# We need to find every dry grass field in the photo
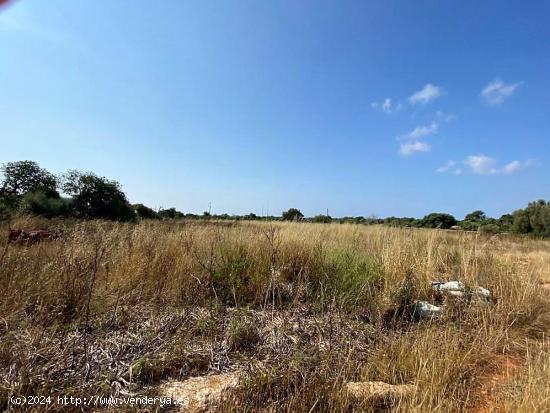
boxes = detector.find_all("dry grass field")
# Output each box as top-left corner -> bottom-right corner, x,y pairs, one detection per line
1,218 -> 549,412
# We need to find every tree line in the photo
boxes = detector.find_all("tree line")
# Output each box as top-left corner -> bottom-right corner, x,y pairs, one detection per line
1,160 -> 549,237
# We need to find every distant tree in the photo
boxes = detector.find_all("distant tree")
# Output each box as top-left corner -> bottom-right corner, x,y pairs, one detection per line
464,210 -> 486,222
510,200 -> 550,237
313,214 -> 332,223
282,208 -> 304,221
243,213 -> 258,220
528,200 -> 550,237
158,207 -> 184,219
419,213 -> 457,229
383,216 -> 417,227
0,160 -> 58,198
62,171 -> 134,221
133,203 -> 158,219
512,209 -> 532,234
498,214 -> 514,232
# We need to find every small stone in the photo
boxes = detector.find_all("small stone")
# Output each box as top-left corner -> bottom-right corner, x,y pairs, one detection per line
346,381 -> 416,405
159,372 -> 240,412
413,300 -> 443,319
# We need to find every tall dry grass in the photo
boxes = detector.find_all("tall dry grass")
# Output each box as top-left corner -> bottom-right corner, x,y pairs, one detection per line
0,218 -> 549,412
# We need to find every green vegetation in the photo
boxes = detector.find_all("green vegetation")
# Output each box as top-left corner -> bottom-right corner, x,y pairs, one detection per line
282,208 -> 304,221
1,160 -> 550,237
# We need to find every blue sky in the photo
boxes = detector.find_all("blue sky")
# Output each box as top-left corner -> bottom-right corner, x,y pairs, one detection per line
1,0 -> 548,218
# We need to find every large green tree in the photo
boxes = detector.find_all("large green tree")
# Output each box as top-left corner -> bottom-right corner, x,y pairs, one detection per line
511,200 -> 550,237
0,160 -> 60,215
0,160 -> 58,198
62,171 -> 134,221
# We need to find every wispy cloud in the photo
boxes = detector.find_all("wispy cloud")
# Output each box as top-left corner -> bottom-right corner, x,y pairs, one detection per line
382,98 -> 392,114
464,155 -> 501,174
438,155 -> 534,175
407,122 -> 438,140
371,98 -> 403,114
398,122 -> 438,156
409,84 -> 442,105
399,141 -> 431,156
436,160 -> 456,173
481,79 -> 523,105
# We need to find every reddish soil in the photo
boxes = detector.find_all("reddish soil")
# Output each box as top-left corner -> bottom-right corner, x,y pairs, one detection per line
471,354 -> 523,413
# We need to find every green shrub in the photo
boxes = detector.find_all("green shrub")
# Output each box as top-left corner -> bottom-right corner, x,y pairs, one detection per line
212,244 -> 263,306
479,223 -> 500,234
19,191 -> 70,218
324,250 -> 383,310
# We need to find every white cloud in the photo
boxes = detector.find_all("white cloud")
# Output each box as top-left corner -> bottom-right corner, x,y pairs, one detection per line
398,122 -> 438,156
409,84 -> 442,105
407,122 -> 438,139
438,155 -> 533,175
372,98 -> 404,114
464,155 -> 500,174
481,79 -> 522,105
399,141 -> 431,156
436,160 -> 456,173
382,98 -> 392,114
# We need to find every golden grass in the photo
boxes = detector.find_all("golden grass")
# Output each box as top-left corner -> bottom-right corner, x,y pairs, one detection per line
0,218 -> 549,412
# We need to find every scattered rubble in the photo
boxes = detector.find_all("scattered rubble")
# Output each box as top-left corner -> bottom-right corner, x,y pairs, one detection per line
432,280 -> 493,303
408,281 -> 494,320
413,300 -> 443,319
345,380 -> 417,405
7,228 -> 61,245
159,372 -> 240,413
432,280 -> 467,297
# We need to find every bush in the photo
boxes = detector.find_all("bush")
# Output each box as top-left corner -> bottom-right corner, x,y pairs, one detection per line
324,250 -> 383,310
19,191 -> 70,218
459,220 -> 479,231
212,244 -> 257,306
133,204 -> 158,219
313,214 -> 332,223
158,208 -> 184,219
479,223 -> 500,234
